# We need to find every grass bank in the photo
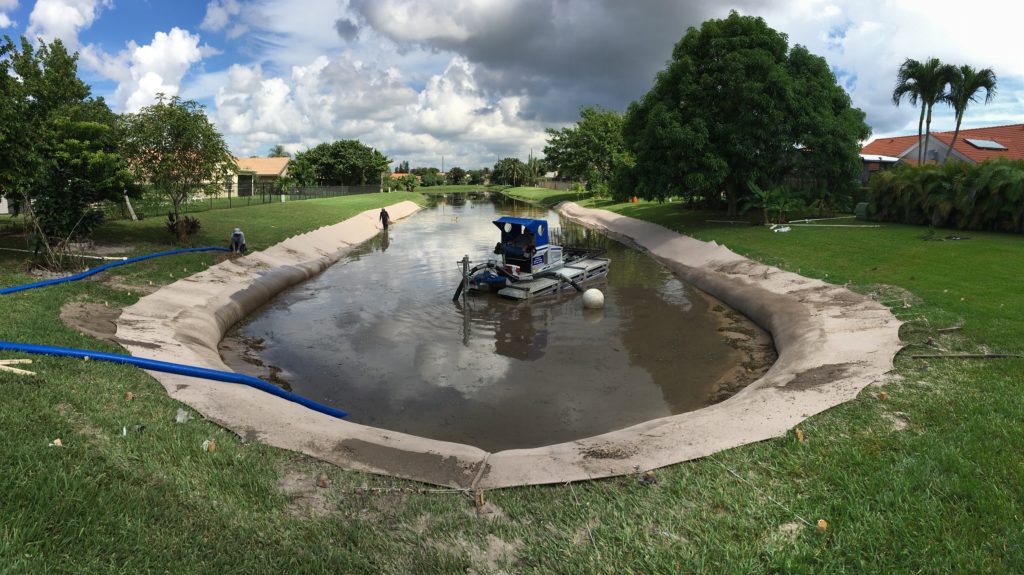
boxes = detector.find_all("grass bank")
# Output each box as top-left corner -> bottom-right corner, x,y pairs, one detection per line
1,189 -> 1021,573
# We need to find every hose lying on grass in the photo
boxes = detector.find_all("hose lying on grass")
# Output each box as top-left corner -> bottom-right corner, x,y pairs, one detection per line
0,341 -> 349,419
0,246 -> 231,295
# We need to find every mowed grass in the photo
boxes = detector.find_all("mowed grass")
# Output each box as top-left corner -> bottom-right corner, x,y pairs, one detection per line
0,189 -> 1022,573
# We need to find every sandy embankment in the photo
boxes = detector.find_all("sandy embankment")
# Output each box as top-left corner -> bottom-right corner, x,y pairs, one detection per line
114,201 -> 902,489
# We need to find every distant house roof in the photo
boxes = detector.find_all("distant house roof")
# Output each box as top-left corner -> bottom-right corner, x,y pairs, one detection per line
861,124 -> 1024,164
234,156 -> 290,177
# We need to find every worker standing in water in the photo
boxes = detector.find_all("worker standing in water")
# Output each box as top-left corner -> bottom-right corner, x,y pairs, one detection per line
379,207 -> 390,230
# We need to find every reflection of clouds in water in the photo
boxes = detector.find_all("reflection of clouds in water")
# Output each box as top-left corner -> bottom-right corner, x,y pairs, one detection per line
657,277 -> 693,311
240,197 -> 740,449
413,337 -> 511,397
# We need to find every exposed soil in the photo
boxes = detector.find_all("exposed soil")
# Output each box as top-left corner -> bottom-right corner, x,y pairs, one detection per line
217,334 -> 293,391
60,301 -> 121,341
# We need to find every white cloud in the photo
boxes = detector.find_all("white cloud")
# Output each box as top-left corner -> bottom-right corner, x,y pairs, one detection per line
81,27 -> 206,112
201,0 -> 248,36
26,0 -> 110,47
756,0 -> 1024,137
208,49 -> 547,168
80,0 -> 1015,168
0,0 -> 15,28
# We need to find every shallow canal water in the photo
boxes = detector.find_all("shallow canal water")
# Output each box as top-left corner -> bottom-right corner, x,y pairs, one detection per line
223,195 -> 772,451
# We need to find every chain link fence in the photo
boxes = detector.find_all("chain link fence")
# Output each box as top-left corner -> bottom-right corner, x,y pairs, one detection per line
107,182 -> 382,221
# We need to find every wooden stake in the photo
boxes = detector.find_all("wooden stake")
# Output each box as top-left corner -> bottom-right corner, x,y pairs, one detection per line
0,359 -> 35,376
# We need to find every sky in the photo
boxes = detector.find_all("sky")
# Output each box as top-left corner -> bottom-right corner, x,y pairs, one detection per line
2,0 -> 1022,170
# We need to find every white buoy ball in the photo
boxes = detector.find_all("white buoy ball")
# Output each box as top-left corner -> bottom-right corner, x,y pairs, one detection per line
582,288 -> 605,309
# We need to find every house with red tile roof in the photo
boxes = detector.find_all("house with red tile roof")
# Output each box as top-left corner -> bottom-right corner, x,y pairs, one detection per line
859,123 -> 1024,184
861,123 -> 1024,168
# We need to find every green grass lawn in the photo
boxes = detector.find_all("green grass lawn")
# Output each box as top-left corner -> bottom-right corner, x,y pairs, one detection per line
1,190 -> 1022,573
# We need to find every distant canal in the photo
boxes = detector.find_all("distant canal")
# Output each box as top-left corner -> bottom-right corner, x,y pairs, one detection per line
222,194 -> 772,451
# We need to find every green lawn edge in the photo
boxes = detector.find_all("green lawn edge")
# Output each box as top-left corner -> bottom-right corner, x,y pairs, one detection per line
0,190 -> 1021,573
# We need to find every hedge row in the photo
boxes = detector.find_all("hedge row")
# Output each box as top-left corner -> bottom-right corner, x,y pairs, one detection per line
868,158 -> 1024,232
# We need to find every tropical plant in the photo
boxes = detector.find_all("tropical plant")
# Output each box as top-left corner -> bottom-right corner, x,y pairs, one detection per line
943,65 -> 997,162
492,158 -> 528,186
397,174 -> 418,192
868,159 -> 1024,233
268,144 -> 290,158
892,57 -> 958,164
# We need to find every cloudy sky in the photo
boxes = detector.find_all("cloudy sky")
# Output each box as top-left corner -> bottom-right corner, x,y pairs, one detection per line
3,0 -> 1022,169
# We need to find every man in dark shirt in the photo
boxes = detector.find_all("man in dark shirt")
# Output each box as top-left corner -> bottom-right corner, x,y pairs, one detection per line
379,208 -> 390,230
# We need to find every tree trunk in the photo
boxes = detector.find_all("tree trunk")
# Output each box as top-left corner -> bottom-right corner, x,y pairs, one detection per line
944,112 -> 964,164
916,106 -> 926,164
923,104 -> 934,164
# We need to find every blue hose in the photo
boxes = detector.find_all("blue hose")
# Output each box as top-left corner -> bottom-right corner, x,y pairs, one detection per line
0,246 -> 231,295
0,341 -> 348,419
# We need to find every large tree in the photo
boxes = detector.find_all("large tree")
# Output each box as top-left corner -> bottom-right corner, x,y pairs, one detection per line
943,65 -> 997,162
893,57 -> 958,164
622,12 -> 868,214
289,140 -> 390,186
120,95 -> 234,242
492,158 -> 527,186
0,37 -> 133,260
544,106 -> 629,190
446,166 -> 467,185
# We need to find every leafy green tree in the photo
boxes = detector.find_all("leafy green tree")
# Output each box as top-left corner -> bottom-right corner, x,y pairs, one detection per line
120,95 -> 235,242
893,57 -> 958,164
268,144 -> 290,158
0,36 -> 134,260
622,12 -> 868,214
397,174 -> 418,192
446,166 -> 467,185
395,160 -> 410,173
411,167 -> 443,186
544,107 -> 629,190
289,140 -> 390,186
467,169 -> 488,185
788,45 -> 871,204
943,65 -> 997,162
492,158 -> 527,186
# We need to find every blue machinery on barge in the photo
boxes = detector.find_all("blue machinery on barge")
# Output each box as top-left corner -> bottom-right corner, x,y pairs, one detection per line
453,217 -> 610,301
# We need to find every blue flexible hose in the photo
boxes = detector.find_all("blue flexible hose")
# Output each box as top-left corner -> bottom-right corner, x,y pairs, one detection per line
0,246 -> 231,295
0,341 -> 348,419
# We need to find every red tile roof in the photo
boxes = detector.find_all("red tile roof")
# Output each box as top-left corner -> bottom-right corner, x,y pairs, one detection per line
861,124 -> 1024,163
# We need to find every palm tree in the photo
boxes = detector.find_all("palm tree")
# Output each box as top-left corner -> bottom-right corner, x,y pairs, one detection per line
943,65 -> 997,162
892,58 -> 958,164
268,144 -> 290,158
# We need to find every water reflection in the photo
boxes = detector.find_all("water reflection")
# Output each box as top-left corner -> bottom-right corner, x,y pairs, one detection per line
229,194 -> 750,451
455,295 -> 553,361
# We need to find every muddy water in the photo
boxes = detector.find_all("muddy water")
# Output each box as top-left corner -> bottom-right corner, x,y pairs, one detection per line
222,195 -> 773,451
